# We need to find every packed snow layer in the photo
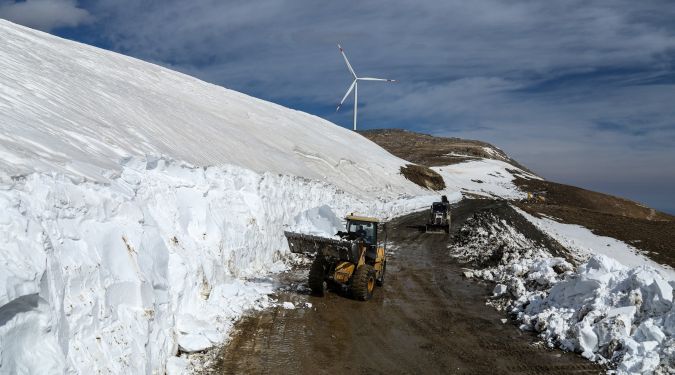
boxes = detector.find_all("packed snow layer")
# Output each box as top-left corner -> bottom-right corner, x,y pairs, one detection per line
0,157 -> 438,374
452,210 -> 675,374
432,159 -> 538,200
0,20 -> 422,198
515,207 -> 675,282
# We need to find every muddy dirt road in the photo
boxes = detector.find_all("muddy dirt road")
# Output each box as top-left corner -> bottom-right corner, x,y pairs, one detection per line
210,200 -> 601,374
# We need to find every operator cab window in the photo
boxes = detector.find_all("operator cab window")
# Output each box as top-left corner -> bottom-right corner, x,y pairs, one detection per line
348,221 -> 375,244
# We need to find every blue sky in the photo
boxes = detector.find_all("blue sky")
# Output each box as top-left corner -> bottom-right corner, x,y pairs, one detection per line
1,0 -> 674,214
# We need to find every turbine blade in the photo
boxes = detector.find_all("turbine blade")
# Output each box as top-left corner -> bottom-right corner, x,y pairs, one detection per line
336,80 -> 356,112
337,43 -> 357,78
358,77 -> 396,82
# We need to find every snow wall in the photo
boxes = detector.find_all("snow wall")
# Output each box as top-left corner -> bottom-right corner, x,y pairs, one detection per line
0,157 -> 442,374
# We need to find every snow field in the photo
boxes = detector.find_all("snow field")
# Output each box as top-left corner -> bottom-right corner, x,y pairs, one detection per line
432,159 -> 540,200
0,19 -> 421,199
514,207 -> 675,281
452,211 -> 674,374
0,157 -> 439,374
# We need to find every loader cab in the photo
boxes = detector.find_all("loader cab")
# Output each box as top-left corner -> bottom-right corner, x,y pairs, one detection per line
431,202 -> 447,213
345,215 -> 379,245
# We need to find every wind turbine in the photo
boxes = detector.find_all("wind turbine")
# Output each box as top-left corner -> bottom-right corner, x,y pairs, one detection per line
336,43 -> 396,131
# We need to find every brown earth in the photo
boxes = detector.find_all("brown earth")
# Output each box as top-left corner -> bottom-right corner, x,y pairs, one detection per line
514,178 -> 675,268
362,129 -> 675,269
400,164 -> 445,190
513,177 -> 673,221
208,201 -> 602,375
360,128 -> 532,173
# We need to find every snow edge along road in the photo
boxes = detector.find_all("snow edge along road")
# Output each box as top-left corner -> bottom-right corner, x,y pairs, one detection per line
0,156 -> 454,374
452,203 -> 674,374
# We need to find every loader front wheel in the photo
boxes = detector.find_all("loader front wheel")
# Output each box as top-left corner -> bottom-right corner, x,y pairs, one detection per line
308,256 -> 327,296
376,260 -> 386,286
352,265 -> 376,301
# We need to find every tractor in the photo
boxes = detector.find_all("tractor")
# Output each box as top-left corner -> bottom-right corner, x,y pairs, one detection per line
284,214 -> 386,301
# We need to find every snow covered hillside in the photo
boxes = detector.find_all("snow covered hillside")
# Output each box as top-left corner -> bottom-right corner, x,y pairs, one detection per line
0,20 -> 444,374
433,158 -> 540,200
515,207 -> 675,281
0,20 -> 419,198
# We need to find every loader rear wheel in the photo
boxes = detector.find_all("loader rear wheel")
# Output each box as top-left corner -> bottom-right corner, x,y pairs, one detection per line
308,256 -> 327,296
352,265 -> 376,301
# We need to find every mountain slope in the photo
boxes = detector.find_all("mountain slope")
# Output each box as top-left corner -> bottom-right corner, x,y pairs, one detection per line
361,129 -> 675,269
0,20 -> 421,198
360,128 -> 533,172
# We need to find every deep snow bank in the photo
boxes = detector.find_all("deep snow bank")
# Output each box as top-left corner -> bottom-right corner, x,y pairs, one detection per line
0,157 -> 438,374
452,209 -> 674,374
521,256 -> 674,374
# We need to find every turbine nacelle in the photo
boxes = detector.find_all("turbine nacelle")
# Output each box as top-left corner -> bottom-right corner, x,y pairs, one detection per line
335,43 -> 396,130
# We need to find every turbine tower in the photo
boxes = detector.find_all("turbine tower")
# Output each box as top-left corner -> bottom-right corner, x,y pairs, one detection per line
336,43 -> 396,131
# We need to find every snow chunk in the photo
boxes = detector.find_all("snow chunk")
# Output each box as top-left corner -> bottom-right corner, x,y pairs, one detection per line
166,357 -> 189,375
493,284 -> 508,296
282,302 -> 296,310
178,334 -> 212,353
289,205 -> 342,238
635,320 -> 666,344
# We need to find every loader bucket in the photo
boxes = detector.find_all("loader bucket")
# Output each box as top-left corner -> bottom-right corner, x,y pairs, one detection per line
425,224 -> 449,234
284,231 -> 359,263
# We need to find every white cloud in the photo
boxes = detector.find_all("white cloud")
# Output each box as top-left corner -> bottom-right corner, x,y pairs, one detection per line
0,0 -> 92,31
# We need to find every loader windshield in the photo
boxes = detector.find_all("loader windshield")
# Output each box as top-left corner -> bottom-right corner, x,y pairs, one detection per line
347,220 -> 376,244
